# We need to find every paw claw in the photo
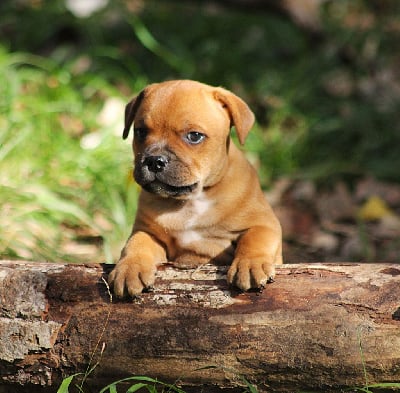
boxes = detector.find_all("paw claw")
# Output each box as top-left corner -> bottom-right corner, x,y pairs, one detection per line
228,257 -> 276,291
108,257 -> 157,298
131,294 -> 142,302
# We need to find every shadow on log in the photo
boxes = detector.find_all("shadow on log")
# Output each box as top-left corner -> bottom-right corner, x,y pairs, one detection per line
0,260 -> 400,392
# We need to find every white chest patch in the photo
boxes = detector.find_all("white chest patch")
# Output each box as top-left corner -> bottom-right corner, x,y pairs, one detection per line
176,230 -> 203,247
156,192 -> 214,233
186,194 -> 213,227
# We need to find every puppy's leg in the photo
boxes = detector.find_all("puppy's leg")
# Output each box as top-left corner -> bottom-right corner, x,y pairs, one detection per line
227,226 -> 282,291
108,231 -> 167,297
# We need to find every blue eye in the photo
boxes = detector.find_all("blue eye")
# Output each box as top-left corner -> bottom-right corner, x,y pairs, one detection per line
185,131 -> 205,144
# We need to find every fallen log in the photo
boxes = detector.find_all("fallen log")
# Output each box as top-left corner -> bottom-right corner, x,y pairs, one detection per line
0,260 -> 399,393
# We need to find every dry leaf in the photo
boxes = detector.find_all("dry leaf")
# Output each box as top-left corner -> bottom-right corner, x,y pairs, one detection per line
358,196 -> 394,221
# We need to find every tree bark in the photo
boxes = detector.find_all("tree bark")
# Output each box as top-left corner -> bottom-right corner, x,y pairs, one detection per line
0,260 -> 399,393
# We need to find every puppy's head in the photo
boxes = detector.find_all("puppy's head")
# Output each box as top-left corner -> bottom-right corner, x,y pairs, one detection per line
123,80 -> 255,199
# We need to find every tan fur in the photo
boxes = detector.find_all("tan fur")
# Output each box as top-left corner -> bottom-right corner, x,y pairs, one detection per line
108,80 -> 282,297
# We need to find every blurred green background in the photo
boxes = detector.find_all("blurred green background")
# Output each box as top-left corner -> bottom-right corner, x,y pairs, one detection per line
1,0 -> 399,263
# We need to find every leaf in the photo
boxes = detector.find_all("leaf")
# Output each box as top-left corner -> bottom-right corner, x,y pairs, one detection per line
129,14 -> 185,73
126,383 -> 148,392
100,377 -> 159,393
368,382 -> 400,388
241,377 -> 259,393
358,196 -> 394,221
56,374 -> 82,393
109,384 -> 118,393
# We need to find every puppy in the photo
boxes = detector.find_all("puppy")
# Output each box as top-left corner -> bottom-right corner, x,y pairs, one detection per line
108,80 -> 282,297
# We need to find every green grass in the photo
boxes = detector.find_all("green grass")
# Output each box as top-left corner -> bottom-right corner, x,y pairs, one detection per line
56,373 -> 400,393
57,370 -> 260,393
58,375 -> 188,393
0,46 -> 139,263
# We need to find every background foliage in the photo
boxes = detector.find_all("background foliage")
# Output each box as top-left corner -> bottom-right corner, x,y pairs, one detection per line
1,0 -> 399,263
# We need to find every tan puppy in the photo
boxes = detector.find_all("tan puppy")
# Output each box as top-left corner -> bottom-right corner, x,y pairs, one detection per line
109,80 -> 282,297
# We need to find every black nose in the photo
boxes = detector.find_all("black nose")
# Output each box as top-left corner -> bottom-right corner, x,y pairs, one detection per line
144,155 -> 168,173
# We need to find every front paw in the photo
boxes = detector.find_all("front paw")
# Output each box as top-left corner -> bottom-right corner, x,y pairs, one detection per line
227,257 -> 275,291
108,257 -> 157,298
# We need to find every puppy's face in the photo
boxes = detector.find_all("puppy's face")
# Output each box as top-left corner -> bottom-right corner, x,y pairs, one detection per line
123,80 -> 255,199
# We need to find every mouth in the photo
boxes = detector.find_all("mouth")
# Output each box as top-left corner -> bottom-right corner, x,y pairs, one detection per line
142,180 -> 198,197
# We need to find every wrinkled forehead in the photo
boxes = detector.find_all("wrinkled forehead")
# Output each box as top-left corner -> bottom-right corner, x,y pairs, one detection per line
135,82 -> 229,129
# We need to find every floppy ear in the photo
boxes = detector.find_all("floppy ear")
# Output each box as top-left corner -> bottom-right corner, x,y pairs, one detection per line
213,88 -> 255,145
122,90 -> 145,140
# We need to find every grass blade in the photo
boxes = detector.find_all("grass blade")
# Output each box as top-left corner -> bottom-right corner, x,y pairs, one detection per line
126,383 -> 148,392
56,373 -> 82,393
